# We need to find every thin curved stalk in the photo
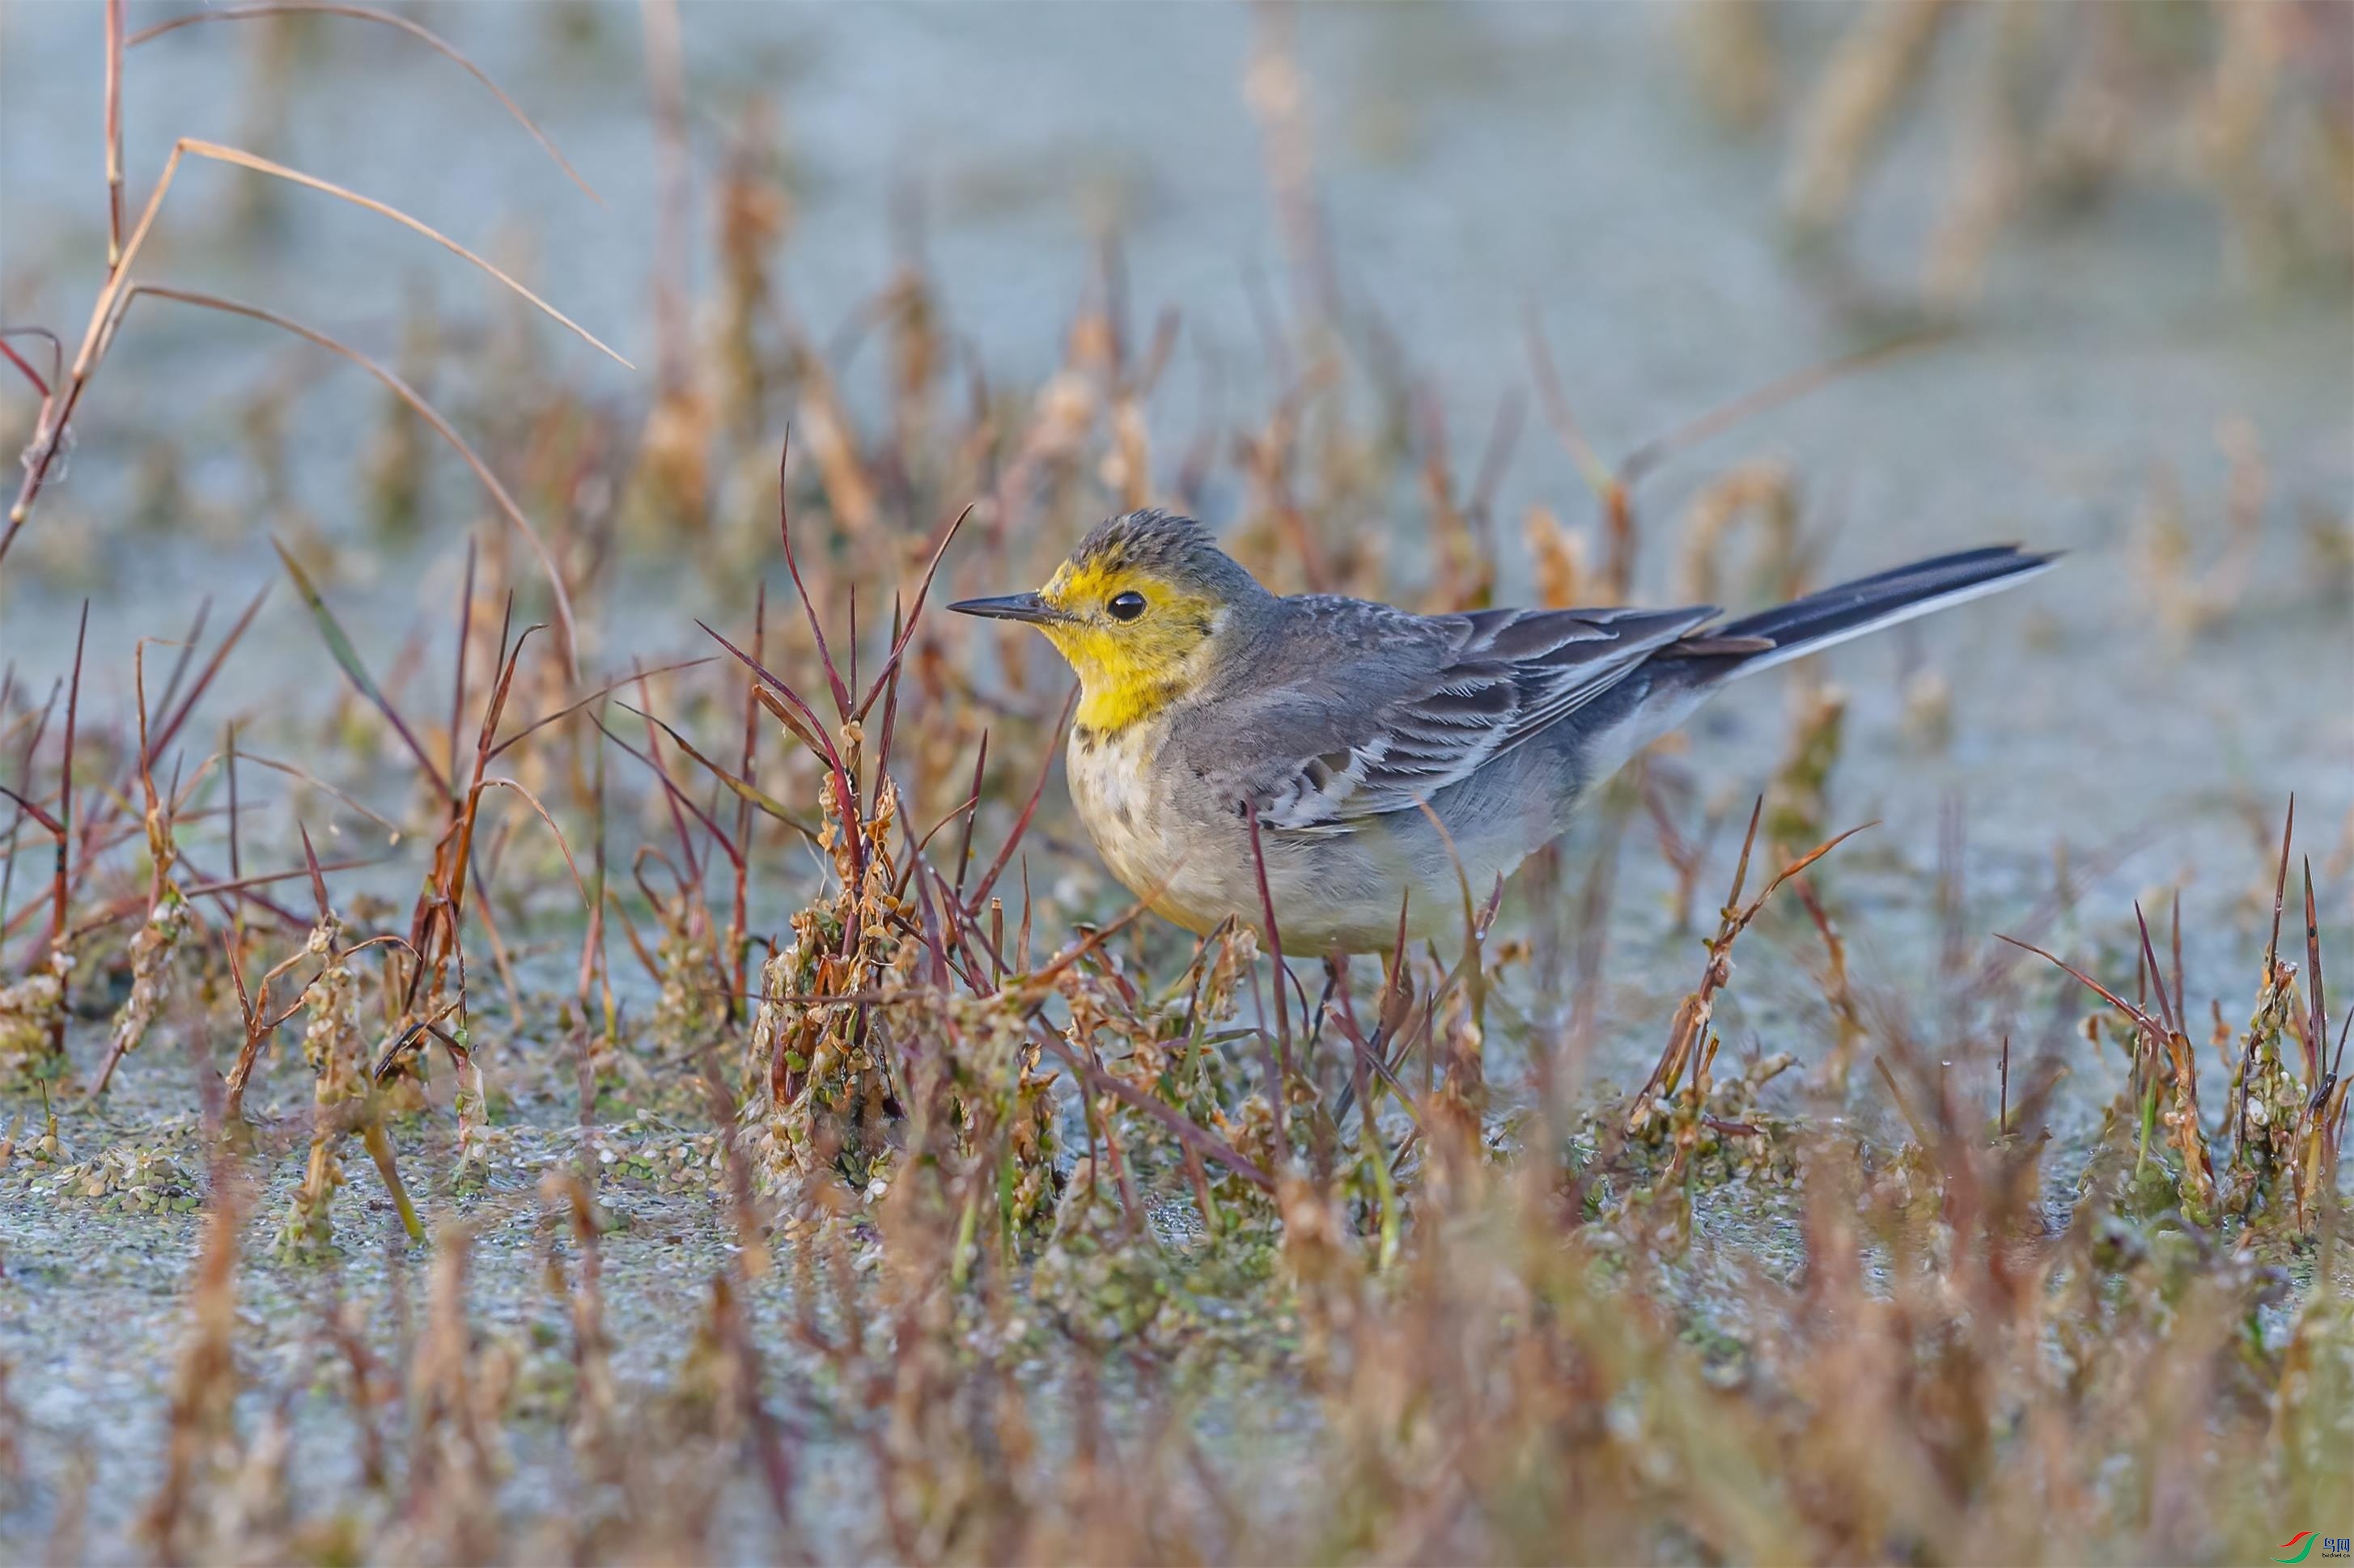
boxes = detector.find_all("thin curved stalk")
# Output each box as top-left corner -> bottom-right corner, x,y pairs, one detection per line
128,286 -> 580,673
476,778 -> 596,917
126,2 -> 604,205
169,141 -> 626,366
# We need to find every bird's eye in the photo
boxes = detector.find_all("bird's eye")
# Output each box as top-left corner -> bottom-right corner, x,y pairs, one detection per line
1106,591 -> 1147,622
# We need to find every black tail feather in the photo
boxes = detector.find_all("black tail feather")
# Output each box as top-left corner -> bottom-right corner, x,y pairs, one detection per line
1702,545 -> 2056,678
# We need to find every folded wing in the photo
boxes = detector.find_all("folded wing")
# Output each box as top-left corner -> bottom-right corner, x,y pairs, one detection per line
1195,597 -> 1716,835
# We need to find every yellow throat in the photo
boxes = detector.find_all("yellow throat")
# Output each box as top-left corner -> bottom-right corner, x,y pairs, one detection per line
1036,557 -> 1224,733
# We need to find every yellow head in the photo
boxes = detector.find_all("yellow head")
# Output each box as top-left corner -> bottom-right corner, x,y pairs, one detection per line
950,510 -> 1270,732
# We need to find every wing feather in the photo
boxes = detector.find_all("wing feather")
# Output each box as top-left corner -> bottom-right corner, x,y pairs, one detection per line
1232,598 -> 1716,833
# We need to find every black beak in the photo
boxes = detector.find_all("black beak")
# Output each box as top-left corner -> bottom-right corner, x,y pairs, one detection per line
948,592 -> 1066,626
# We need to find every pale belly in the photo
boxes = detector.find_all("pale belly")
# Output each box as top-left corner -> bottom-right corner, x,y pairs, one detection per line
1065,724 -> 1241,936
1063,725 -> 1529,952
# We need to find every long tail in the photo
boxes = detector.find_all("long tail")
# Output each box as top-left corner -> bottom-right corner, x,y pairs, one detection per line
1699,545 -> 2057,680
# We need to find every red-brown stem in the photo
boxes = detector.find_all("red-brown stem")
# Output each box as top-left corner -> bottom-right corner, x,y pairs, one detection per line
0,674 -> 56,962
852,504 -> 972,721
773,437 -> 852,722
1241,802 -> 1297,1163
1999,1034 -> 2010,1139
89,640 -> 178,1095
633,662 -> 702,889
969,686 -> 1077,909
0,336 -> 52,397
578,724 -> 611,1029
596,718 -> 740,875
148,600 -> 210,744
54,601 -> 86,957
2133,903 -> 2181,1039
223,721 -> 242,946
702,621 -> 863,886
181,855 -> 371,905
2302,859 -> 2326,1087
1996,934 -> 2163,1038
951,731 -> 990,898
2169,888 -> 2185,1040
1017,858 -> 1038,973
2265,795 -> 2296,978
872,597 -> 902,810
46,586 -> 270,914
150,586 -> 262,769
298,821 -> 330,924
909,866 -> 954,990
1033,1020 -> 1273,1192
40,604 -> 90,1060
486,656 -> 714,763
448,536 -> 477,783
409,616 -> 537,1018
731,584 -> 766,1015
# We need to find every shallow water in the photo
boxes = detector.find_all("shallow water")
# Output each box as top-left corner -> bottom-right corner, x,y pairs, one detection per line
2,3 -> 2350,1557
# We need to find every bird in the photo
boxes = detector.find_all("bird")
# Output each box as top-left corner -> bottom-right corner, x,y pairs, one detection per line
950,510 -> 2054,956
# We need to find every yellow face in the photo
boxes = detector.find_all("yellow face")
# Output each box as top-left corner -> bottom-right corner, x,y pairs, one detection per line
951,551 -> 1228,732
1035,556 -> 1225,732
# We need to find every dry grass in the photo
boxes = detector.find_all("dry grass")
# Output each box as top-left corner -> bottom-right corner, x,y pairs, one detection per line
1,6 -> 2348,1564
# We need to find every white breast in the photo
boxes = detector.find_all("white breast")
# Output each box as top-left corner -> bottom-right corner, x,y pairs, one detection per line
1067,720 -> 1244,930
1066,725 -> 1158,875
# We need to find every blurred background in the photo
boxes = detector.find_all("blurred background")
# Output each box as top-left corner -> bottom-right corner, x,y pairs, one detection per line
2,0 -> 2350,934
